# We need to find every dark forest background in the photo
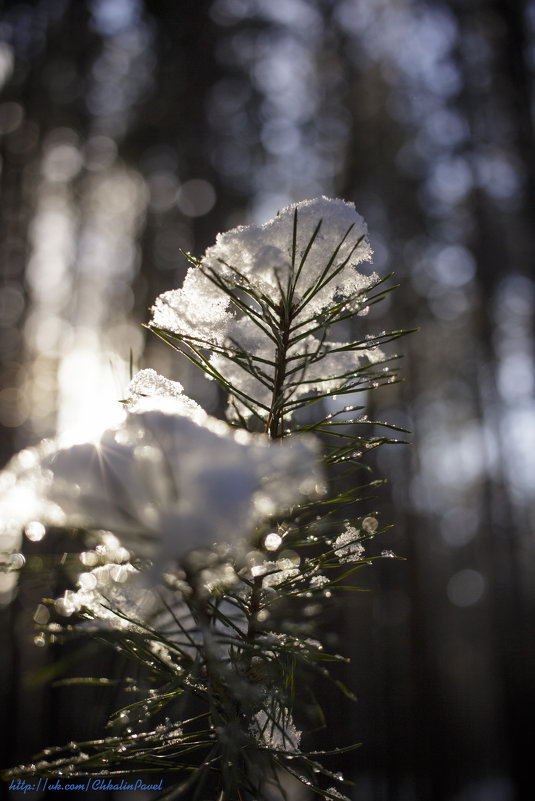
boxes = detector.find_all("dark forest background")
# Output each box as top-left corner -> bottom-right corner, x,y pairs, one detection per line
1,1 -> 534,800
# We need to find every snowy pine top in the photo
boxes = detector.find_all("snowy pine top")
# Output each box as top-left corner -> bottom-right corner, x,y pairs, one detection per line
201,196 -> 373,313
152,197 -> 374,342
150,197 -> 385,428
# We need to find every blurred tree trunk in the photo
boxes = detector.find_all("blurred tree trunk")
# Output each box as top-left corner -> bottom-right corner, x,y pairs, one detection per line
452,1 -> 535,796
1,0 -> 97,770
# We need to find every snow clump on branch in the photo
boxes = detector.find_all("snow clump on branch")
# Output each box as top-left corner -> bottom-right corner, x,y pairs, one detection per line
0,371 -> 322,575
150,197 -> 386,427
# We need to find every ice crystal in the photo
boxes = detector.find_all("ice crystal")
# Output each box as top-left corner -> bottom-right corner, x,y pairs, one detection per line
125,368 -> 205,422
262,565 -> 300,589
149,640 -> 175,666
333,523 -> 365,564
309,574 -> 329,589
325,788 -> 351,800
151,197 -> 383,424
250,702 -> 301,753
55,562 -> 156,628
303,637 -> 323,651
